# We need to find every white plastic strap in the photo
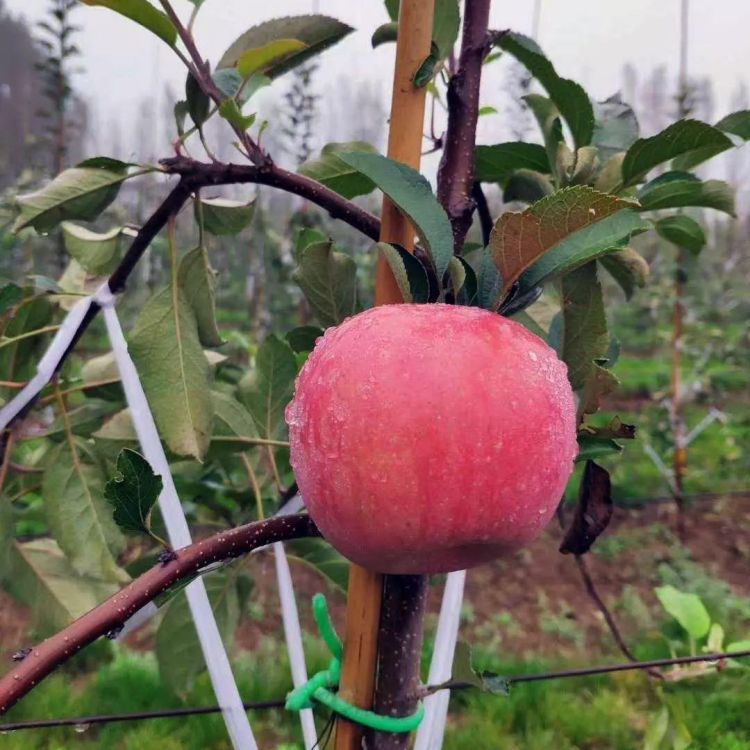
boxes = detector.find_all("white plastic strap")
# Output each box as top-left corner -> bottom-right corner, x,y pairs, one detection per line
274,543 -> 317,750
0,294 -> 93,430
413,569 -> 467,750
96,284 -> 258,750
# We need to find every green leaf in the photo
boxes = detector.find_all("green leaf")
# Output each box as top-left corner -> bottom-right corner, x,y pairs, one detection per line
43,439 -> 127,583
212,69 -> 270,105
286,326 -> 323,353
377,242 -> 430,303
0,283 -> 23,316
672,115 -> 750,172
503,169 -> 555,204
430,0 -> 460,57
5,538 -> 119,634
595,153 -> 626,193
371,21 -> 398,48
295,227 -> 328,259
94,408 -> 137,443
81,0 -> 177,46
156,572 -> 240,694
525,94 -> 564,169
104,449 -> 162,537
518,209 -> 648,292
715,109 -> 750,140
61,222 -> 122,274
217,15 -> 353,79
637,171 -> 735,215
0,297 -> 52,384
185,72 -> 210,129
240,334 -> 297,439
620,119 -> 734,186
655,585 -> 711,640
218,99 -> 256,131
298,142 -> 379,199
129,286 -> 214,460
177,247 -> 222,348
451,641 -> 484,689
592,95 -> 639,161
384,0 -> 460,58
285,538 -> 349,592
706,622 -> 725,653
576,435 -> 623,462
13,163 -> 139,233
645,706 -> 670,750
413,43 -> 441,88
195,196 -> 255,236
497,33 -> 594,149
476,247 -> 502,310
655,215 -> 706,255
210,390 -> 259,453
490,186 -> 640,294
78,157 -> 134,170
236,38 -> 308,79
337,152 -> 454,280
173,100 -> 188,135
599,246 -> 650,299
567,146 -> 600,187
726,640 -> 750,654
292,240 -> 358,327
561,263 -> 618,415
447,256 -> 466,296
453,256 -> 477,306
0,494 -> 13,579
474,142 -> 550,184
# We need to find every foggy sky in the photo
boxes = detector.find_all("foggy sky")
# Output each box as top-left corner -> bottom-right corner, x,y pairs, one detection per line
5,1 -> 750,168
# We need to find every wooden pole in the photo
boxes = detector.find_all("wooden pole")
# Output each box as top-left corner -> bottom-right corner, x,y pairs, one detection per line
374,0 -> 435,305
334,2 -> 434,748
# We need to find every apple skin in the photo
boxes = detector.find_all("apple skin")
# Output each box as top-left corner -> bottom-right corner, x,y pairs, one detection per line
286,303 -> 578,574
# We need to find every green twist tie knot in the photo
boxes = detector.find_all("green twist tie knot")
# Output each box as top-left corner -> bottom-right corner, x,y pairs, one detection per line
285,593 -> 424,734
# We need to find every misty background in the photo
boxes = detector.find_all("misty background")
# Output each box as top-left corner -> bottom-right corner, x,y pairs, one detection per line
2,0 -> 749,198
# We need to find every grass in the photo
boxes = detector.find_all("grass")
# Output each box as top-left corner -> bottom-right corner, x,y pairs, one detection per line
5,638 -> 750,750
1,640 -> 330,750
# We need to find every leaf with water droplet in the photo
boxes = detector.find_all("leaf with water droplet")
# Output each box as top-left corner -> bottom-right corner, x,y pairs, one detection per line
104,449 -> 163,542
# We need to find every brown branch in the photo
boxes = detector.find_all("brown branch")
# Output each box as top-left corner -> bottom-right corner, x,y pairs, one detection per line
0,514 -> 319,715
161,156 -> 381,241
159,0 -> 268,166
436,0 -> 492,253
573,556 -> 662,680
573,555 -> 639,663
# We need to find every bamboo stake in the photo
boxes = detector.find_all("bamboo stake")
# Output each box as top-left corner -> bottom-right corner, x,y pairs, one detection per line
334,2 -> 434,748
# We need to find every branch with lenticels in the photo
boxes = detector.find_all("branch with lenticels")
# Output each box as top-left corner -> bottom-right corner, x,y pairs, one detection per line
0,514 -> 319,715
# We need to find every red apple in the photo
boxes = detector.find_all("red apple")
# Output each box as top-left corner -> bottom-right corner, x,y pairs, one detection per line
286,303 -> 578,574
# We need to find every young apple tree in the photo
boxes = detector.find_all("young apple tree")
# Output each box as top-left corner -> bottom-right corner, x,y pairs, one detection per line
0,1 -> 748,748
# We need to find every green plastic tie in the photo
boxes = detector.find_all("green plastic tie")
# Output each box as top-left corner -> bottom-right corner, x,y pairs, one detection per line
285,594 -> 424,734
